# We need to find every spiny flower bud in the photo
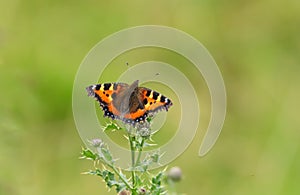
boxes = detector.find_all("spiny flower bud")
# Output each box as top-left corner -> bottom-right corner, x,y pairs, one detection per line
138,126 -> 151,137
168,166 -> 182,182
89,139 -> 103,148
136,121 -> 151,137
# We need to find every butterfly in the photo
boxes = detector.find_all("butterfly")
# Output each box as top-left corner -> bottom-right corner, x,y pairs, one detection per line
86,80 -> 172,124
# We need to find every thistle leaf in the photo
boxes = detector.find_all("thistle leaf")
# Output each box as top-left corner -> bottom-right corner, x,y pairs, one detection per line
103,122 -> 122,131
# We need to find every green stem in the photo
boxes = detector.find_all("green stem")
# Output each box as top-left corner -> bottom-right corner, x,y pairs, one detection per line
107,163 -> 133,190
129,135 -> 136,190
136,137 -> 145,166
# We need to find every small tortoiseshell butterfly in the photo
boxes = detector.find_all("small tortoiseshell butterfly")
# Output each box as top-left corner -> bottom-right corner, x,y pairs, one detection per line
86,80 -> 172,124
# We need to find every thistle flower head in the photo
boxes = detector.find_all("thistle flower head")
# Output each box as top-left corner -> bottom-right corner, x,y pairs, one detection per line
89,139 -> 103,148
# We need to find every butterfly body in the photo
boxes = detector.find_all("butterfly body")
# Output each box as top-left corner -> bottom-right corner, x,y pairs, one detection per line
86,80 -> 172,124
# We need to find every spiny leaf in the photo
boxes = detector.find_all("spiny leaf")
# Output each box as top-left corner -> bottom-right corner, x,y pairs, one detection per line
150,170 -> 167,193
115,183 -> 126,193
83,169 -> 103,177
143,142 -> 157,148
101,147 -> 113,163
103,122 -> 122,131
80,148 -> 97,160
150,152 -> 160,163
101,170 -> 128,192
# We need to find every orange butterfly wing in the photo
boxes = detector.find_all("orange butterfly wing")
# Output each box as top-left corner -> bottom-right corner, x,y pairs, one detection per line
139,87 -> 172,113
86,81 -> 172,124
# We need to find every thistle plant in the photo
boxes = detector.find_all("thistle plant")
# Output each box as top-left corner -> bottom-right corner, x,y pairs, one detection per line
80,118 -> 182,195
81,81 -> 181,194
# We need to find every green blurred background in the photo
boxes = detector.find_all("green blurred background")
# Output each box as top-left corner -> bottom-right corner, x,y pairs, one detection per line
1,0 -> 300,194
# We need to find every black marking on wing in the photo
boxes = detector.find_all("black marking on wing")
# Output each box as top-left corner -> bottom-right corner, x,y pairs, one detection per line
103,83 -> 111,90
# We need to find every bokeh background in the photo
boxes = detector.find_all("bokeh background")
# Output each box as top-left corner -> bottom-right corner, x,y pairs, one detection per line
1,0 -> 300,194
